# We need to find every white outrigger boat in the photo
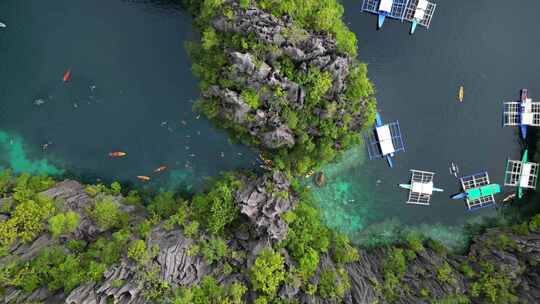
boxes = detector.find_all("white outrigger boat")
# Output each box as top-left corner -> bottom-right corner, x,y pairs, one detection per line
399,169 -> 443,205
0,22 -> 6,28
361,0 -> 436,34
364,112 -> 405,168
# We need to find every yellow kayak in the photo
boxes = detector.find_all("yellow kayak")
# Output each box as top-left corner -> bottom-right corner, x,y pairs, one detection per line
458,86 -> 464,102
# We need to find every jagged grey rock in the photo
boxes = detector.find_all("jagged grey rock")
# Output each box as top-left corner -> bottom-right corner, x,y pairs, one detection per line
203,1 -> 362,153
147,225 -> 208,286
236,171 -> 296,241
261,125 -> 295,149
204,86 -> 251,123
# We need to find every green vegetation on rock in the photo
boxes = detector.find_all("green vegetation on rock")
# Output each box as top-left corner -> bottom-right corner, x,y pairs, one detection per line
250,248 -> 286,297
86,196 -> 127,230
188,0 -> 376,177
48,211 -> 80,238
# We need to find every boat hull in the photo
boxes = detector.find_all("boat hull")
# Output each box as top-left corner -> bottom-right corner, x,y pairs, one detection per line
410,21 -> 417,34
451,192 -> 467,200
399,184 -> 412,190
518,149 -> 529,199
520,125 -> 527,140
386,155 -> 394,168
378,14 -> 386,29
375,112 -> 383,127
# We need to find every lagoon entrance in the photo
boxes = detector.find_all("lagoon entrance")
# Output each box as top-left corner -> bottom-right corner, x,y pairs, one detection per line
0,0 -> 256,191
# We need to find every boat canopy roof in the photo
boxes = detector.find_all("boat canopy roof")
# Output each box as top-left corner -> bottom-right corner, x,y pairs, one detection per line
375,125 -> 395,155
379,0 -> 393,12
412,181 -> 434,194
522,112 -> 534,125
520,163 -> 534,188
414,0 -> 428,20
467,184 -> 500,200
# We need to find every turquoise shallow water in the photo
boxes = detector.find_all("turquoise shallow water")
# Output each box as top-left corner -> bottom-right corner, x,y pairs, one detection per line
308,0 -> 540,248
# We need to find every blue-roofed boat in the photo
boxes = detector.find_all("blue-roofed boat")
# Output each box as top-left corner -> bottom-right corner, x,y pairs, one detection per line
364,112 -> 405,168
503,89 -> 540,140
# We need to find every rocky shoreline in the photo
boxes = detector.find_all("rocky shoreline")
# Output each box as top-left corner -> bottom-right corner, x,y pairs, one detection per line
2,179 -> 540,303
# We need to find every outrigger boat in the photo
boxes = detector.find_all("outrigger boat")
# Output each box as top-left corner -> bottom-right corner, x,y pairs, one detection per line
504,149 -> 539,199
449,162 -> 459,178
406,0 -> 436,34
109,151 -> 127,158
0,22 -> 6,28
361,0 -> 436,33
137,175 -> 151,182
458,86 -> 464,102
399,169 -> 443,205
364,112 -> 405,168
361,0 -> 408,30
451,171 -> 501,211
503,89 -> 540,140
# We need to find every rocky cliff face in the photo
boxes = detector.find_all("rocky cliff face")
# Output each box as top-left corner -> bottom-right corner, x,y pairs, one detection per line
236,171 -> 296,241
1,180 -> 143,304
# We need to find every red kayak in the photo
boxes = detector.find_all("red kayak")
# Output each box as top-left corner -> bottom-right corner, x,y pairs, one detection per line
63,68 -> 71,82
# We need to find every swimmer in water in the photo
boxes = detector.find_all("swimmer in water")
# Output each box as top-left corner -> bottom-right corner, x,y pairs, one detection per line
41,141 -> 52,151
34,98 -> 46,106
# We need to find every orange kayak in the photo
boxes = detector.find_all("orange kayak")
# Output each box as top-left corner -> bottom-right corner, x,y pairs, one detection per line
137,176 -> 150,182
109,151 -> 127,158
63,68 -> 72,82
154,166 -> 167,173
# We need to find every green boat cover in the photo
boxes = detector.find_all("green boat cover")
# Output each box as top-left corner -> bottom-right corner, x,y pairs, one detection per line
466,184 -> 501,200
